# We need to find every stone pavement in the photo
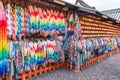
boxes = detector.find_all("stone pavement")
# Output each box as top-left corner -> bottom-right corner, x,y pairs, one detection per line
30,53 -> 120,80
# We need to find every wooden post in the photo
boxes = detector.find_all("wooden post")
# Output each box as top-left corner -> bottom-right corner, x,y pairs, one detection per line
0,76 -> 4,80
28,71 -> 32,79
22,72 -> 26,80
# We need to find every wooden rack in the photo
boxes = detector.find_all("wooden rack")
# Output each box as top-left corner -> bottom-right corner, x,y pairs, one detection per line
80,15 -> 120,38
0,62 -> 64,80
65,49 -> 120,72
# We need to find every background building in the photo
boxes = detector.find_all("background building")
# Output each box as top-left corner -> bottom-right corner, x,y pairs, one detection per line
102,8 -> 120,21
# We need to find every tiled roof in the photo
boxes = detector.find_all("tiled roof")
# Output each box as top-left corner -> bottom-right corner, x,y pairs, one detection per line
102,8 -> 120,21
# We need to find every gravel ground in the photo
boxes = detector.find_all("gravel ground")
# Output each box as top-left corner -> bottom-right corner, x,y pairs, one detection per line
30,53 -> 120,80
